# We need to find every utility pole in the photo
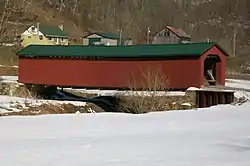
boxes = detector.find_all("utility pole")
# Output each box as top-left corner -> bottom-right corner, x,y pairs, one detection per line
147,27 -> 150,44
119,29 -> 122,45
73,0 -> 79,15
59,0 -> 64,11
233,26 -> 237,57
233,0 -> 239,57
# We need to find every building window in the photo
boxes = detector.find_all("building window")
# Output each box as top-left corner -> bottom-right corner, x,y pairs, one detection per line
61,38 -> 65,42
39,35 -> 43,40
28,36 -> 31,38
89,38 -> 101,45
31,26 -> 35,32
164,30 -> 170,36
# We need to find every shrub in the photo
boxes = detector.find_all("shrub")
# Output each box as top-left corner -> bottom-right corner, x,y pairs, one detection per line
118,65 -> 171,114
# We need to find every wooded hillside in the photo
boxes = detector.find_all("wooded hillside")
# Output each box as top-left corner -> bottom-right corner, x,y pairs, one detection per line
0,0 -> 250,56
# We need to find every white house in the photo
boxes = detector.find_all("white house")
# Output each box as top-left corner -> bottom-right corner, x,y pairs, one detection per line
20,23 -> 69,47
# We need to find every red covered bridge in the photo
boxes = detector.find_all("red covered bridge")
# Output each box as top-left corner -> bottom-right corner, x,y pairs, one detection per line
16,42 -> 229,90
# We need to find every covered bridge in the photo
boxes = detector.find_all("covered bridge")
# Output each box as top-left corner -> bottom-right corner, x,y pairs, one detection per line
16,42 -> 229,90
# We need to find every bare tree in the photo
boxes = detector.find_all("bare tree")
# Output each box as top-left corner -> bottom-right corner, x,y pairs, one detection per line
59,0 -> 65,11
119,65 -> 170,113
72,0 -> 79,15
25,0 -> 249,51
0,0 -> 33,46
42,0 -> 52,6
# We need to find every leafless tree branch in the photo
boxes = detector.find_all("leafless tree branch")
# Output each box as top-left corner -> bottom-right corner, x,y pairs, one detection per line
0,0 -> 32,46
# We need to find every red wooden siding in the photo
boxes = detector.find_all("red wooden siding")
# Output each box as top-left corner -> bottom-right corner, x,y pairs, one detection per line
18,58 -> 201,90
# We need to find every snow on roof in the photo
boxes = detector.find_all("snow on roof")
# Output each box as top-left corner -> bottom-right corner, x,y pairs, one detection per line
187,86 -> 235,93
187,87 -> 201,91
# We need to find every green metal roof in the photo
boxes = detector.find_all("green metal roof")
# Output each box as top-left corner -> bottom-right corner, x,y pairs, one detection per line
16,42 -> 229,58
83,32 -> 131,40
39,24 -> 68,37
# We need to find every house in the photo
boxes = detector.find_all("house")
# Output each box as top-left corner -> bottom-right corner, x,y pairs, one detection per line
152,26 -> 191,44
82,32 -> 132,46
20,23 -> 69,47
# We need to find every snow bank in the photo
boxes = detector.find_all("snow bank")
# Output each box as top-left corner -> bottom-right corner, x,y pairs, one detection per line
0,65 -> 18,68
226,79 -> 250,90
65,88 -> 186,96
0,75 -> 18,83
226,79 -> 250,100
187,87 -> 201,91
234,91 -> 250,100
0,103 -> 249,166
0,95 -> 87,113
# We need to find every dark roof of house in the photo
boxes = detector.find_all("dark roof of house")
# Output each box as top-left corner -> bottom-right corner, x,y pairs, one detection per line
83,32 -> 131,40
16,42 -> 229,58
166,26 -> 191,38
153,26 -> 191,38
38,24 -> 68,38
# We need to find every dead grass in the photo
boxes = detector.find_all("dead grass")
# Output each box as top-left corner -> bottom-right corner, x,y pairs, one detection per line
0,46 -> 19,65
0,46 -> 19,75
117,66 -> 194,114
226,68 -> 250,80
0,82 -> 40,100
0,66 -> 17,76
226,55 -> 250,79
14,85 -> 39,98
1,103 -> 104,116
119,95 -> 195,114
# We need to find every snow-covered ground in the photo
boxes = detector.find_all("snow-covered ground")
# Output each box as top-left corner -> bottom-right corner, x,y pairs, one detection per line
0,95 -> 87,114
0,103 -> 250,166
226,79 -> 250,100
1,77 -> 250,165
0,75 -> 18,83
0,64 -> 18,68
1,76 -> 250,114
0,77 -> 89,114
65,88 -> 186,96
226,79 -> 250,90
